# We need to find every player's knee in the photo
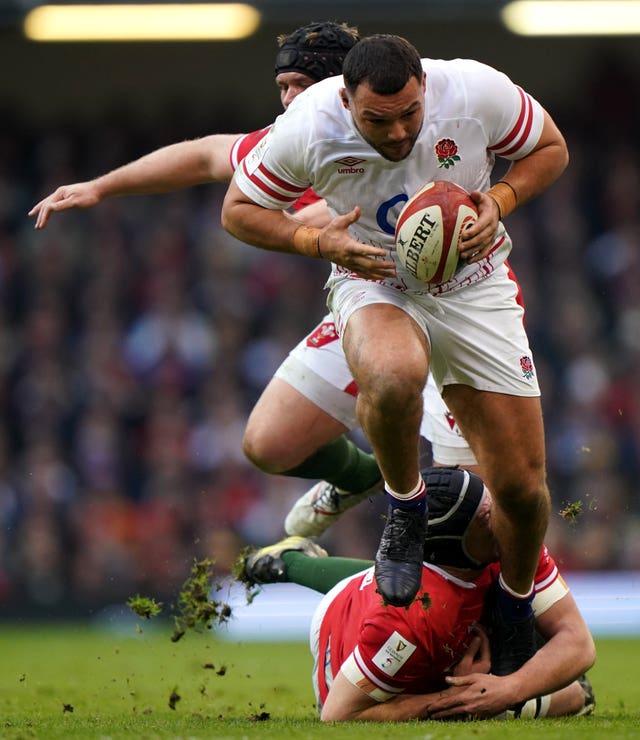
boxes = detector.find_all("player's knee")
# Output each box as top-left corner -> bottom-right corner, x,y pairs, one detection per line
242,424 -> 287,474
496,475 -> 551,523
361,362 -> 425,412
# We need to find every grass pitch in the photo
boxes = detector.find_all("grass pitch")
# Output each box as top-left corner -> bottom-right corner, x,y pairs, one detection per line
0,622 -> 638,739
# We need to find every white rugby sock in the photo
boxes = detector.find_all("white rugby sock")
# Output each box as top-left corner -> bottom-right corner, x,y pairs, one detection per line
385,477 -> 425,502
498,572 -> 534,600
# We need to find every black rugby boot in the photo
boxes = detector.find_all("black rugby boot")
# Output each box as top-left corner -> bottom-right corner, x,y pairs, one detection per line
374,505 -> 427,606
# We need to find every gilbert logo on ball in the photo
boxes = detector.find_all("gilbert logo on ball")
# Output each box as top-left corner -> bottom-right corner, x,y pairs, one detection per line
395,181 -> 478,285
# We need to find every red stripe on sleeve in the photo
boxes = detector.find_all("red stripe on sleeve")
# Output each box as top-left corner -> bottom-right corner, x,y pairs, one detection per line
257,163 -> 305,195
230,128 -> 269,171
500,93 -> 534,156
241,160 -> 297,204
489,86 -> 528,153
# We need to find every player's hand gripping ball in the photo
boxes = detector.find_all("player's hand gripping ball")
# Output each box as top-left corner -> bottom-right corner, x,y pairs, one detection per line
395,181 -> 478,284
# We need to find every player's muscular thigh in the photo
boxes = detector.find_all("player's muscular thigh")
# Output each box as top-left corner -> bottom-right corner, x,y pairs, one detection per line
343,304 -> 428,403
243,379 -> 347,472
443,386 -> 546,488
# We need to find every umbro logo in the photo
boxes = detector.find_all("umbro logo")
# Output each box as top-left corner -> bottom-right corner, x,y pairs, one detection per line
335,156 -> 366,167
335,156 -> 366,174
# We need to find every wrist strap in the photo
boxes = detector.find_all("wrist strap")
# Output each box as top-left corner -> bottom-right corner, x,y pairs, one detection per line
292,225 -> 322,258
487,180 -> 518,220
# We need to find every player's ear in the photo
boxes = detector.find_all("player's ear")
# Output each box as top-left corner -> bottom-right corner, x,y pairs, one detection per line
422,72 -> 426,93
339,88 -> 350,110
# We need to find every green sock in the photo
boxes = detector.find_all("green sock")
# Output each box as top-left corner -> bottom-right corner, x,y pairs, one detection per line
282,552 -> 373,594
282,435 -> 381,493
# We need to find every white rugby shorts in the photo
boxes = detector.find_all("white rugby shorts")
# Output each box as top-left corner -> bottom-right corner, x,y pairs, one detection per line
274,315 -> 359,430
328,263 -> 540,398
274,316 -> 477,465
421,377 -> 478,466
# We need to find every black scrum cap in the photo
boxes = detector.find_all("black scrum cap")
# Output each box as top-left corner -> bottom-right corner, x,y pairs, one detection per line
423,467 -> 488,570
274,22 -> 359,82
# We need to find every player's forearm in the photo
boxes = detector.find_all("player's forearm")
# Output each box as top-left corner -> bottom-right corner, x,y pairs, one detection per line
336,692 -> 441,722
492,110 -> 569,217
499,144 -> 567,206
222,187 -> 321,259
320,670 -> 437,722
503,625 -> 595,704
93,135 -> 237,199
325,686 -> 577,723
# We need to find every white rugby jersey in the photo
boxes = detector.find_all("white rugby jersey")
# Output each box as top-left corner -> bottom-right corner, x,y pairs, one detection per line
234,58 -> 545,295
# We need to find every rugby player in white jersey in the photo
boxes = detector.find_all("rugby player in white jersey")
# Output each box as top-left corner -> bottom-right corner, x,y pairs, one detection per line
30,26 -> 541,675
28,22 -> 479,521
222,34 -> 569,673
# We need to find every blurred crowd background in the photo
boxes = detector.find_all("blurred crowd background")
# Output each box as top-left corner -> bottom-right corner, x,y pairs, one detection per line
0,41 -> 639,618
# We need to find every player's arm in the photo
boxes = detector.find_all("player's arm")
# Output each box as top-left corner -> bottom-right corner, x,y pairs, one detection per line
321,629 -> 489,722
426,591 -> 596,719
29,134 -> 240,229
221,179 -> 395,280
462,110 -> 568,262
483,108 -> 569,217
320,670 -> 442,722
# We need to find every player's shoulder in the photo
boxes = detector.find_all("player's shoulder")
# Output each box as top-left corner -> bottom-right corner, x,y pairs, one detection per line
287,74 -> 344,113
275,76 -> 351,148
423,56 -> 502,77
424,57 -> 512,94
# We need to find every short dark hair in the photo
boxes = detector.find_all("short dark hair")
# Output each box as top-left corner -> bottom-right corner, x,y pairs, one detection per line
342,34 -> 423,94
274,22 -> 360,82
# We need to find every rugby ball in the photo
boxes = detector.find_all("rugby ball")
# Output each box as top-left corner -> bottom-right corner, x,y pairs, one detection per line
395,181 -> 478,284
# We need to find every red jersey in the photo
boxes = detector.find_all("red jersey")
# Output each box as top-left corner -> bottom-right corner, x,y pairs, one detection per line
312,546 -> 563,705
